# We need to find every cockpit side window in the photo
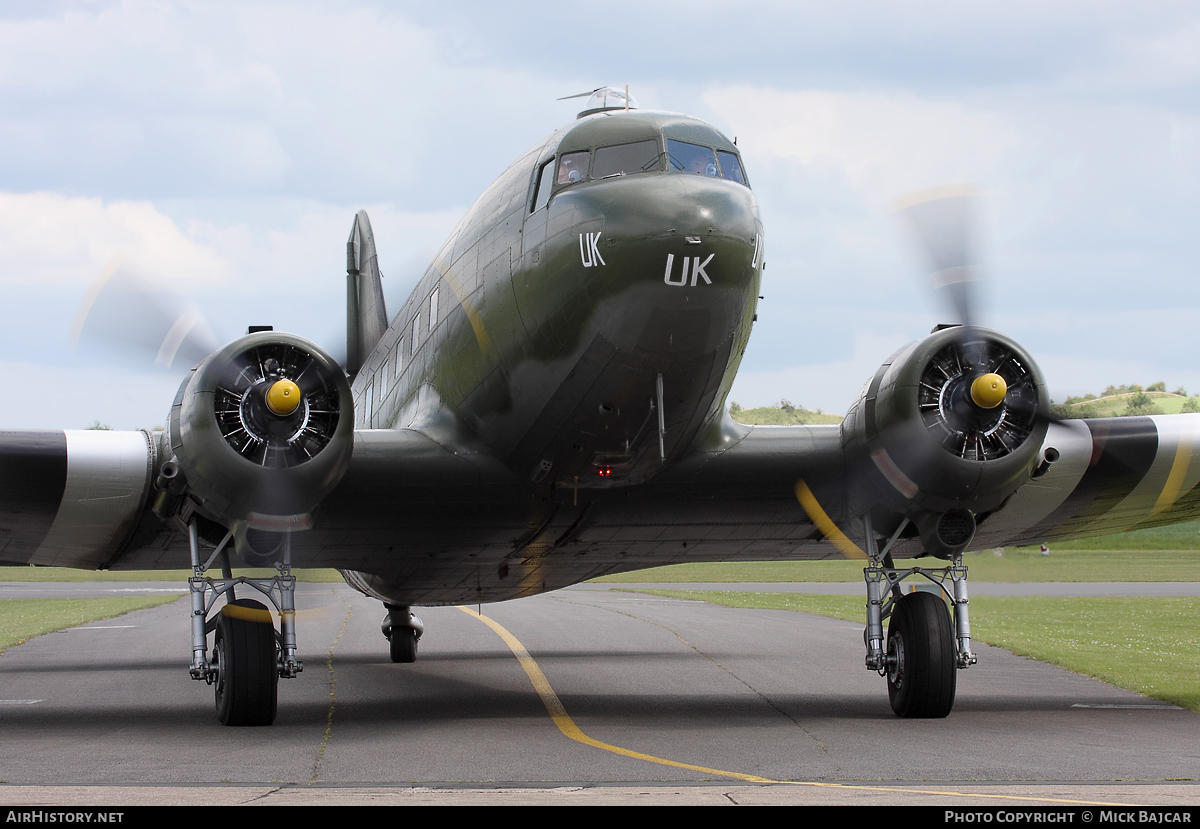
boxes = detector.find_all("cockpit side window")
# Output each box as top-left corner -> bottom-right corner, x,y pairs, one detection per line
592,140 -> 660,178
557,151 -> 590,185
717,151 -> 748,186
666,139 -> 719,177
532,158 -> 554,212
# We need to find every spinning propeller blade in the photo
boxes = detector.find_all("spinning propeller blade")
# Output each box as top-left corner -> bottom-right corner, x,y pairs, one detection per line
895,184 -> 980,333
70,256 -> 220,372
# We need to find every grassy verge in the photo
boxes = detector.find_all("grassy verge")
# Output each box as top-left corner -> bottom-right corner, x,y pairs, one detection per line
0,596 -> 183,656
630,589 -> 1200,712
588,549 -> 1200,584
0,567 -> 345,583
590,522 -> 1200,584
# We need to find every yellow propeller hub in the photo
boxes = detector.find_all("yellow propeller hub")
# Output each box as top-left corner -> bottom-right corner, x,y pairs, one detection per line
264,378 -> 302,416
970,373 -> 1007,409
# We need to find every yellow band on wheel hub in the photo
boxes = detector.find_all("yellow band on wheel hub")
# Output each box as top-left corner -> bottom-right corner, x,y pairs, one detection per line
970,373 -> 1007,409
265,378 -> 302,416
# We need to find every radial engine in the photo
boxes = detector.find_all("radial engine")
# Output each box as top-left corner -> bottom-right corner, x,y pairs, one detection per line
153,331 -> 354,563
840,325 -> 1051,559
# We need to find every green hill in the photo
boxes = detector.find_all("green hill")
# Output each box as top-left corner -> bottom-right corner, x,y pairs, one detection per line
730,400 -> 843,425
1055,383 -> 1200,418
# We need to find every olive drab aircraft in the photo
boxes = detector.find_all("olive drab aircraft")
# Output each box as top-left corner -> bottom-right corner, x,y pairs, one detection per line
3,87 -> 1197,726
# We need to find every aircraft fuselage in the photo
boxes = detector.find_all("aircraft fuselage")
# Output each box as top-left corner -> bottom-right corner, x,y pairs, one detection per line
352,110 -> 762,489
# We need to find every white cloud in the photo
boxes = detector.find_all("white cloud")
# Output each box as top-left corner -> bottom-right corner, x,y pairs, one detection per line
0,191 -> 229,288
2,0 -> 1200,430
706,87 -> 1019,208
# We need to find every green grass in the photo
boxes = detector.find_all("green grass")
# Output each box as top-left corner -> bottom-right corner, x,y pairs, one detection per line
0,567 -> 346,583
630,590 -> 1200,713
591,560 -> 867,583
589,520 -> 1200,584
0,596 -> 183,656
589,548 -> 1200,584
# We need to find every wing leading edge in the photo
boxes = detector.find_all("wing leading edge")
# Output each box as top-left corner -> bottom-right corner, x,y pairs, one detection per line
4,414 -> 1199,585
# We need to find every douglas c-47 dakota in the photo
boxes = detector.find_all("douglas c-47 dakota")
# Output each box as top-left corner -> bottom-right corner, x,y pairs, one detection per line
2,88 -> 1196,725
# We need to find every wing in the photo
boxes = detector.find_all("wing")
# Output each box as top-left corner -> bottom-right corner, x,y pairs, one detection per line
673,413 -> 1200,562
8,414 -> 1197,582
0,429 -> 154,569
0,424 -> 526,574
974,414 -> 1200,547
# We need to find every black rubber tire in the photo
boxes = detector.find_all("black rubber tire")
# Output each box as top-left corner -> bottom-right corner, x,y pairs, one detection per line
389,627 -> 418,664
214,599 -> 278,726
886,591 -> 956,718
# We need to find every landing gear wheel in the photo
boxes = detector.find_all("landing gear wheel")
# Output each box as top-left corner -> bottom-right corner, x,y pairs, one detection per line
389,628 -> 419,664
213,599 -> 278,726
886,591 -> 956,718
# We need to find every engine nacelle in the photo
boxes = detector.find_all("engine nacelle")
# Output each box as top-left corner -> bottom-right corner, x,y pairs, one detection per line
841,326 -> 1049,557
159,332 -> 353,559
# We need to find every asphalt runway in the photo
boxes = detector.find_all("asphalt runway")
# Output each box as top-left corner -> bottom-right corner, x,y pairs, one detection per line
1,583 -> 1198,806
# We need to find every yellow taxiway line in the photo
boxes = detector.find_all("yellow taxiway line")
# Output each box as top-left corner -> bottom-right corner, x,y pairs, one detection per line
459,605 -> 1135,806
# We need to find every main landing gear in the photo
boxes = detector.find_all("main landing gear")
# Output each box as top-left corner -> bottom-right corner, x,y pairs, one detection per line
185,521 -> 302,726
861,518 -> 976,718
381,605 -> 424,664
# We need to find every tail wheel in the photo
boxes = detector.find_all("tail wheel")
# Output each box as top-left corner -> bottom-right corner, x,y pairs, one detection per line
886,591 -> 956,718
214,599 -> 279,726
389,628 -> 419,664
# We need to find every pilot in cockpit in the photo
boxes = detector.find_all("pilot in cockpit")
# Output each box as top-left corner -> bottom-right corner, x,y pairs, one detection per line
557,152 -> 588,184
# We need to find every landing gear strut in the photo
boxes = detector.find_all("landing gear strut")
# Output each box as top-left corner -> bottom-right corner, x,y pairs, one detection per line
862,517 -> 976,718
185,520 -> 302,726
381,605 -> 424,664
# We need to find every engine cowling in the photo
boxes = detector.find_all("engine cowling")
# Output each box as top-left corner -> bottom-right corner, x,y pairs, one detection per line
841,326 -> 1050,557
159,331 -> 353,560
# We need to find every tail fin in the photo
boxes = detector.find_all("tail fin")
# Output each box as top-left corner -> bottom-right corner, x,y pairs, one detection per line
346,210 -> 388,378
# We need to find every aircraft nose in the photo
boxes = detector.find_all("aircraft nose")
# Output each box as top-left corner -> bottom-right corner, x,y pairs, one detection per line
571,174 -> 761,290
561,174 -> 762,359
514,173 -> 762,361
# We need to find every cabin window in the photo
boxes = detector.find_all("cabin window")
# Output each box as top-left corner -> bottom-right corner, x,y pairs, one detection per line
556,151 -> 590,185
532,159 -> 554,212
717,151 -> 748,186
411,314 -> 420,355
362,380 -> 374,427
429,288 -> 439,331
394,336 -> 404,378
592,140 -> 660,178
379,360 -> 388,400
666,140 -> 719,177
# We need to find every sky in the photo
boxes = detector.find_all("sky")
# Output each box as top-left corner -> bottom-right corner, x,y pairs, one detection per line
2,0 -> 1200,429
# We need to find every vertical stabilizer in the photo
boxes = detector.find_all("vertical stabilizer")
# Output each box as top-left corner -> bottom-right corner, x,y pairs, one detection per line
346,210 -> 388,379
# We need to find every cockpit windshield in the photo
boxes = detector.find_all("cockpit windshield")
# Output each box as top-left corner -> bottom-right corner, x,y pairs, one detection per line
667,140 -> 718,177
535,123 -> 749,215
717,151 -> 748,185
667,139 -> 749,187
592,140 -> 660,178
